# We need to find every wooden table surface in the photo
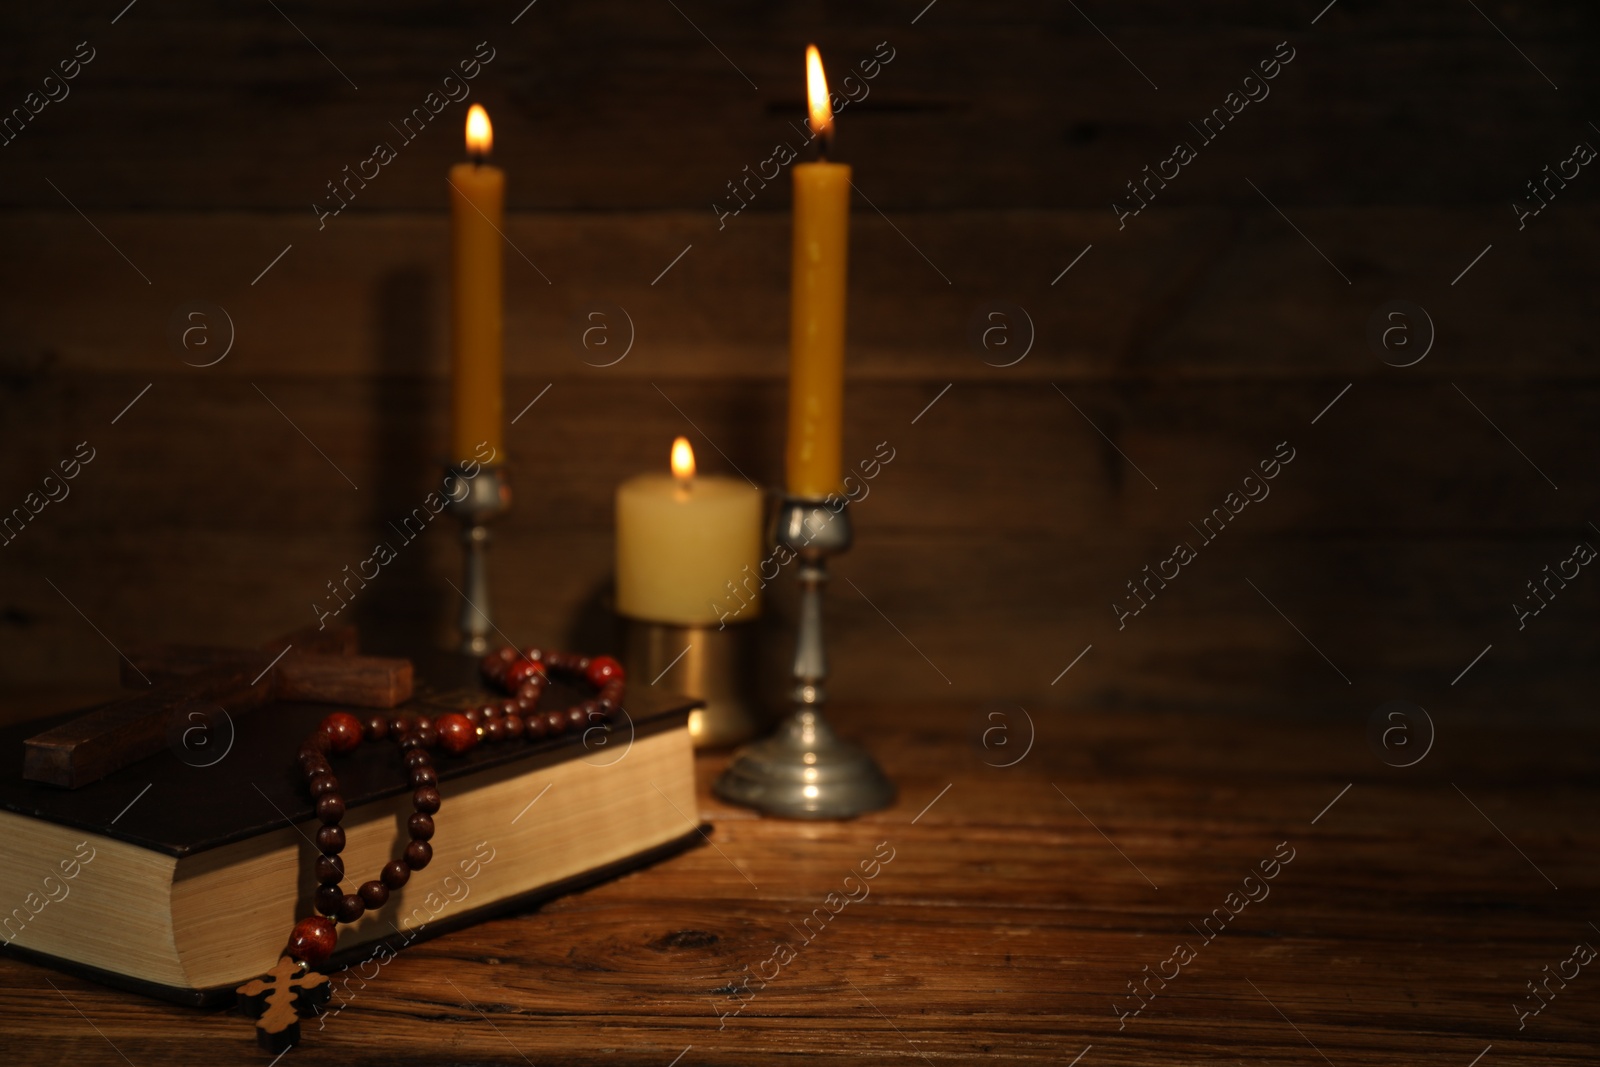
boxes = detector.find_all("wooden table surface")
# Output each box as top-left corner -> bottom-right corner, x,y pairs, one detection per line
0,700 -> 1595,1066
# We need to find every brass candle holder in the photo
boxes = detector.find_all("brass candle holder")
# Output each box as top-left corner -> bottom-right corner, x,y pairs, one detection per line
444,462 -> 511,655
620,617 -> 763,748
714,497 -> 895,819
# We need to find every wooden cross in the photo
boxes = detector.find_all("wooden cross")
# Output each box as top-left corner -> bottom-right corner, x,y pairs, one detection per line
22,623 -> 414,788
236,954 -> 332,1053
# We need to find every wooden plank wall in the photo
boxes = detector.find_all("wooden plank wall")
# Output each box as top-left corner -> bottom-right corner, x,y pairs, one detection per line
0,1 -> 1594,714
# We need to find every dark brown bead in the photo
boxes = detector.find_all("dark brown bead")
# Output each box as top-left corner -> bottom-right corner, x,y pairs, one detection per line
315,855 -> 345,885
404,840 -> 433,871
315,825 -> 346,854
316,793 -> 345,824
415,725 -> 438,749
463,706 -> 482,725
319,712 -> 364,755
523,712 -> 548,740
287,916 -> 337,964
336,893 -> 365,924
358,880 -> 389,908
413,786 -> 441,814
502,713 -> 524,740
514,695 -> 537,714
482,702 -> 504,720
543,710 -> 567,736
362,714 -> 389,742
496,645 -> 518,662
567,705 -> 589,729
398,733 -> 426,752
505,658 -> 540,688
411,716 -> 433,733
297,748 -> 331,773
315,884 -> 343,917
498,699 -> 518,717
381,859 -> 410,889
482,718 -> 505,743
403,748 -> 432,768
308,773 -> 340,798
388,716 -> 408,737
409,765 -> 438,788
407,812 -> 435,841
518,681 -> 543,702
302,731 -> 333,755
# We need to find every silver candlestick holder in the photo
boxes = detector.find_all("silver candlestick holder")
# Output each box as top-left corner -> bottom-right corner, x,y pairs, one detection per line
444,462 -> 511,655
714,496 -> 895,819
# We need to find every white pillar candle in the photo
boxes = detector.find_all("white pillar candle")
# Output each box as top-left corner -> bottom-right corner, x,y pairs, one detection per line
615,438 -> 764,624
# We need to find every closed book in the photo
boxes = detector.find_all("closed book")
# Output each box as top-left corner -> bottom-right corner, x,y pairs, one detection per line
0,680 -> 702,1004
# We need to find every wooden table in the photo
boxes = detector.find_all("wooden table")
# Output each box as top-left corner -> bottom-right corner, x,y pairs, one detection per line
0,700 -> 1595,1066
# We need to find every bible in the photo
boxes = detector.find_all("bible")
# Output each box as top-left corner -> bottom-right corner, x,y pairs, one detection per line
0,676 -> 701,1005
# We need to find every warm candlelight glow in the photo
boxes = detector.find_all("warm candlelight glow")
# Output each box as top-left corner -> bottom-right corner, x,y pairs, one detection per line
805,44 -> 833,142
671,436 -> 696,483
465,103 -> 493,159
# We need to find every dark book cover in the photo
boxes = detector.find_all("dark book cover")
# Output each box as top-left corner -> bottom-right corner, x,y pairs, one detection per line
0,671 -> 707,1004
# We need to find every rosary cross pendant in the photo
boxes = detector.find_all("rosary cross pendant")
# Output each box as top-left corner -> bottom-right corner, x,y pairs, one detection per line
236,955 -> 331,1052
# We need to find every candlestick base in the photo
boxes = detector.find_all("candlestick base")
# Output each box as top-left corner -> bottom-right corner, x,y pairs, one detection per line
443,462 -> 511,656
620,616 -> 764,749
713,708 -> 893,819
713,497 -> 895,819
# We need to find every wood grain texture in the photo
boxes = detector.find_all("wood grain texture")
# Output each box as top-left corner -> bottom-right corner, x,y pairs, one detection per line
0,701 -> 1594,1064
0,1 -> 1596,211
0,366 -> 1592,712
0,209 -> 1595,381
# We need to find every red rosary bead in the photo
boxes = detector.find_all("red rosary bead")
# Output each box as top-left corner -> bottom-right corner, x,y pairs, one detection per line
504,657 -> 545,688
435,712 -> 477,756
586,655 -> 624,688
287,916 -> 338,965
319,712 -> 364,755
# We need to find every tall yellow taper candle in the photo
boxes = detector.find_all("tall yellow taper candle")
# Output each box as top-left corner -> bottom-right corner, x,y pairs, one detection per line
786,45 -> 850,499
449,103 -> 505,466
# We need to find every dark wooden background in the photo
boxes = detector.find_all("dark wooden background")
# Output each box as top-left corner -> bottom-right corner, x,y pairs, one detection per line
0,0 -> 1596,717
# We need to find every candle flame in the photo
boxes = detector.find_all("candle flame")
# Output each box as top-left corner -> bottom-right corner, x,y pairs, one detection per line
671,436 -> 696,482
465,104 -> 493,158
805,44 -> 833,141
